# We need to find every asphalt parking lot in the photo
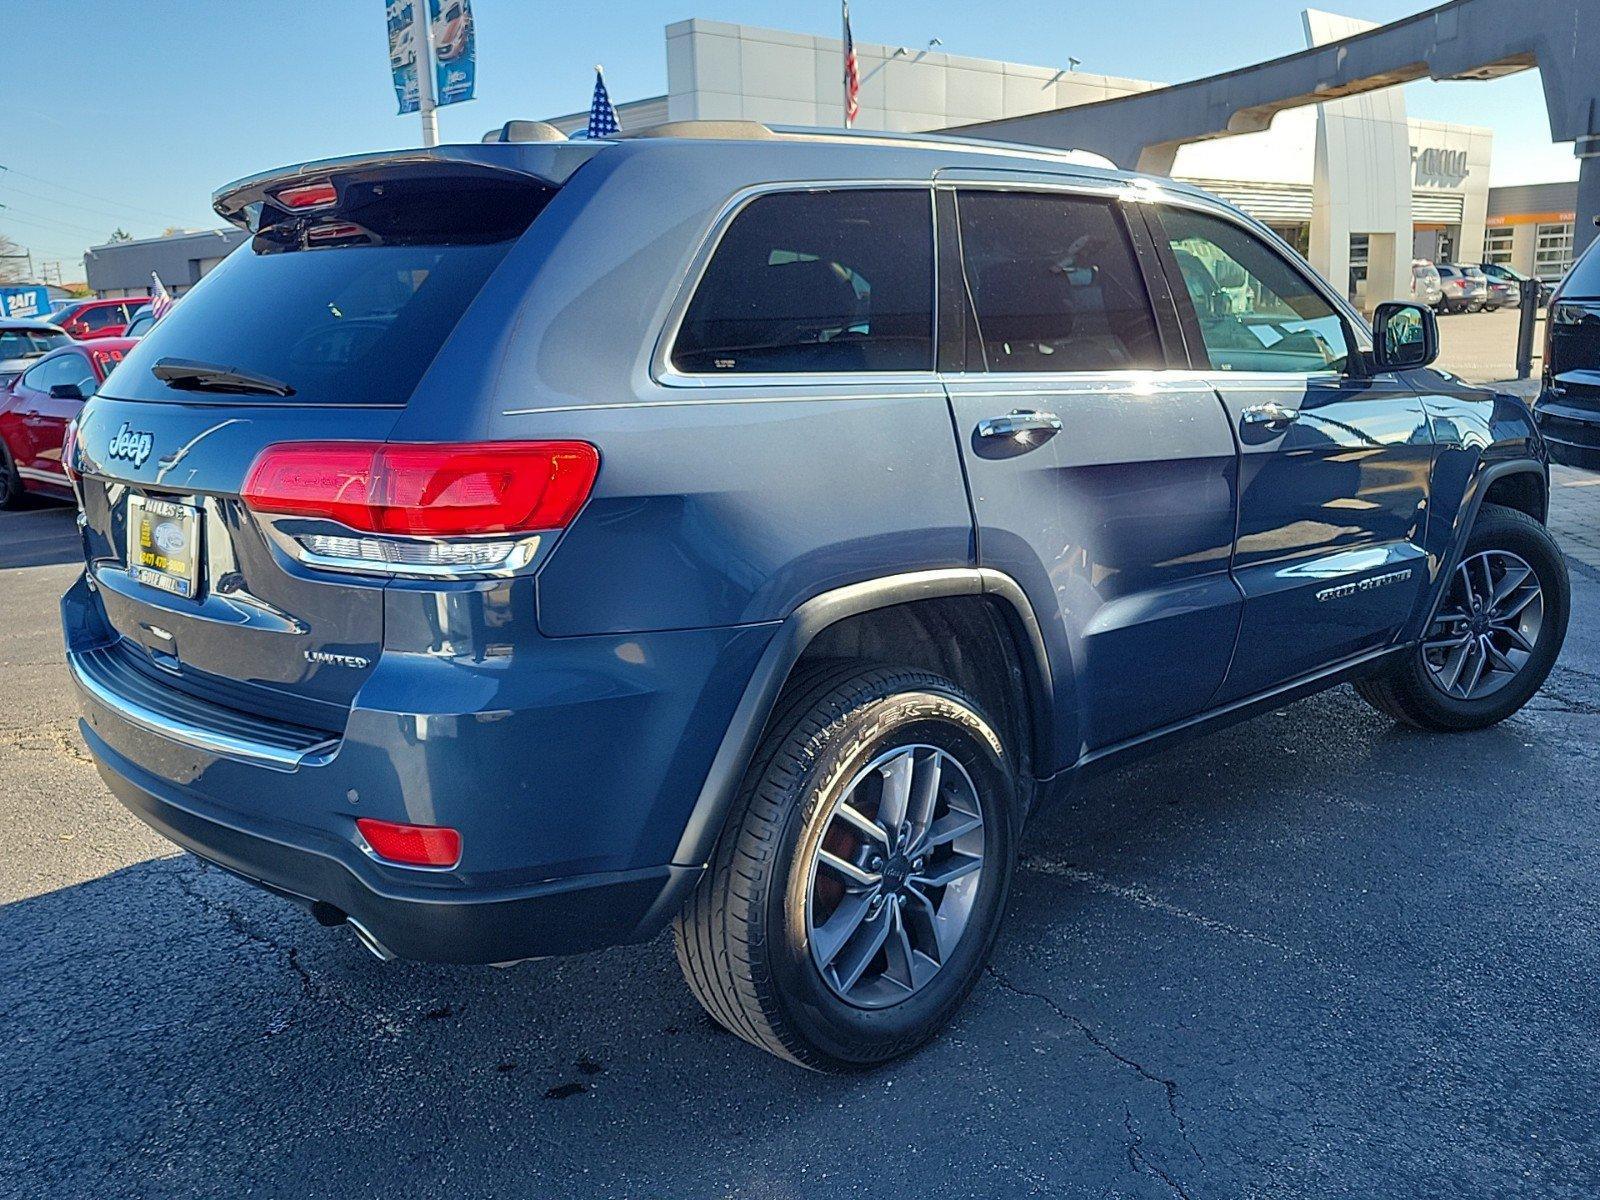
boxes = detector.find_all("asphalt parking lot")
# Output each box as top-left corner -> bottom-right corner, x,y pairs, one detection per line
3,470 -> 1599,1200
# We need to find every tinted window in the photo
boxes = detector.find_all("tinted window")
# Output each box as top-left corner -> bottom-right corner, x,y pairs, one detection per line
81,305 -> 121,331
955,191 -> 1161,372
106,239 -> 519,406
21,352 -> 95,396
1565,242 -> 1600,296
0,329 -> 69,359
673,189 -> 933,374
1161,207 -> 1350,374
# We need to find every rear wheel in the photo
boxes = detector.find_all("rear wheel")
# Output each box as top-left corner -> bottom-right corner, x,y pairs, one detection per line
0,439 -> 23,509
1356,503 -> 1569,730
674,665 -> 1018,1070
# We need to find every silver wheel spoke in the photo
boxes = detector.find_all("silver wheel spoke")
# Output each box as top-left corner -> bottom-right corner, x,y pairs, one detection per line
913,854 -> 982,889
830,906 -> 894,994
877,751 -> 915,833
812,891 -> 875,968
917,809 -> 983,851
835,801 -> 890,844
1442,641 -> 1474,694
1494,585 -> 1540,623
907,749 -> 943,842
1483,637 -> 1518,674
1425,550 -> 1544,702
1494,622 -> 1536,654
1460,639 -> 1489,697
816,848 -> 879,889
1490,563 -> 1532,610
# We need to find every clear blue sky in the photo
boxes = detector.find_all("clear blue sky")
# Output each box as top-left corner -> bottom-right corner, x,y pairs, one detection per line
5,0 -> 1577,278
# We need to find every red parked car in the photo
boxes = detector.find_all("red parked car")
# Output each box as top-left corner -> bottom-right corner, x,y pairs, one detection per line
0,338 -> 132,507
46,298 -> 144,340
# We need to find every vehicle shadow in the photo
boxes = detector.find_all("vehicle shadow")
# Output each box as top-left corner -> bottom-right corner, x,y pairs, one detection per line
1,686 -> 1586,1199
0,498 -> 80,569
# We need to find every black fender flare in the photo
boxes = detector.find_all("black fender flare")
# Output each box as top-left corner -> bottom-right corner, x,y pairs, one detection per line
1421,456 -> 1548,630
669,567 -> 1055,870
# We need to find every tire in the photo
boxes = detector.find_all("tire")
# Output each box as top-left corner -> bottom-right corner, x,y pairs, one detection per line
674,664 -> 1019,1070
0,438 -> 23,510
1356,503 -> 1569,731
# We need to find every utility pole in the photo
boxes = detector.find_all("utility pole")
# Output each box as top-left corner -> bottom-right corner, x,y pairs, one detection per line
415,5 -> 439,148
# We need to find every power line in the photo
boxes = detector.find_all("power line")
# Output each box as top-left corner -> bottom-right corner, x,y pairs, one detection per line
0,178 -> 198,228
0,164 -> 193,225
0,207 -> 117,240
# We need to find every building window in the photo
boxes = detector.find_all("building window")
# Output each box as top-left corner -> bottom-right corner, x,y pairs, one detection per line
1484,227 -> 1514,265
1535,222 -> 1574,282
1347,234 -> 1370,303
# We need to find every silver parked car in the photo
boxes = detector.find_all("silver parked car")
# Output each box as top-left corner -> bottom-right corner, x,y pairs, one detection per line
0,317 -> 71,388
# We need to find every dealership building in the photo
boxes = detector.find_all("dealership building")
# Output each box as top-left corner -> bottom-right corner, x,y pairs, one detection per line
543,14 -> 1584,304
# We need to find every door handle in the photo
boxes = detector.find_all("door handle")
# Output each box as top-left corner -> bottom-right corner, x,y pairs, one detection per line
1240,401 -> 1299,429
976,410 -> 1063,440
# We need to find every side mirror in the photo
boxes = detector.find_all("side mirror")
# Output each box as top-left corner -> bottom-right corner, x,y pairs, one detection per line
1372,301 -> 1438,372
49,383 -> 86,402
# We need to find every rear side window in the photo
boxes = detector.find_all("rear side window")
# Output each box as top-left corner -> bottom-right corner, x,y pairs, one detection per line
81,305 -> 121,331
672,189 -> 933,374
954,190 -> 1162,373
1565,243 -> 1600,296
22,352 -> 96,396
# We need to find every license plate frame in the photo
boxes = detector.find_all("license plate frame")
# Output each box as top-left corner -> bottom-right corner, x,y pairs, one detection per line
127,495 -> 203,601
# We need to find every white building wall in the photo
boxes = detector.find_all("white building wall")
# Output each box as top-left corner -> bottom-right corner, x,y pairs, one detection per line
663,19 -> 1158,132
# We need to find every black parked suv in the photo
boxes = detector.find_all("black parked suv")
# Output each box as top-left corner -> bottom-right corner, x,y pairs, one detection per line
62,124 -> 1570,1069
1536,237 -> 1600,468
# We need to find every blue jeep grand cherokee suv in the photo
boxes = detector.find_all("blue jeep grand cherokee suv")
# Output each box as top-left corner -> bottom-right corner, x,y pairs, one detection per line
62,122 -> 1569,1069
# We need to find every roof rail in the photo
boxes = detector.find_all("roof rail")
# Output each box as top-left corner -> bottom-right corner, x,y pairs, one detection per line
621,120 -> 775,141
482,120 -> 568,144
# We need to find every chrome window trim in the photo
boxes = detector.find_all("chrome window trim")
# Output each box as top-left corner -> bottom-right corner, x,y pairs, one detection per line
651,179 -> 941,390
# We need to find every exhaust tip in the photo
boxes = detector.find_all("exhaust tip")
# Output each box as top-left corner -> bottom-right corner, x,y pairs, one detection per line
346,917 -> 398,962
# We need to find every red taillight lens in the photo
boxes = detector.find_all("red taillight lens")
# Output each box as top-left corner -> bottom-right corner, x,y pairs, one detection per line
61,418 -> 79,484
241,441 -> 600,536
277,182 -> 338,209
356,818 -> 462,868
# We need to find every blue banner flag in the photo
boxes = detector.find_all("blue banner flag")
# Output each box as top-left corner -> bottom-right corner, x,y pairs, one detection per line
0,286 -> 50,320
386,0 -> 421,114
428,0 -> 476,107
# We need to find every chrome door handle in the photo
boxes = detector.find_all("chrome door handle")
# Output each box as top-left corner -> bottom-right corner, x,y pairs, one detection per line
1240,401 -> 1299,429
976,410 -> 1063,439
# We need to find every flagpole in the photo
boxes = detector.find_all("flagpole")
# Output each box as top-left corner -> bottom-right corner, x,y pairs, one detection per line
841,1 -> 852,129
416,4 -> 440,147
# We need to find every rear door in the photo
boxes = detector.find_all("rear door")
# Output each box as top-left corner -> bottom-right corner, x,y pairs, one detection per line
1147,201 -> 1433,701
938,179 -> 1242,763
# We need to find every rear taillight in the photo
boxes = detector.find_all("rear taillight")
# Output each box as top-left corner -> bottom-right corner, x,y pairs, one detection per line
277,181 -> 338,210
61,418 -> 79,484
242,441 -> 599,578
356,818 -> 462,868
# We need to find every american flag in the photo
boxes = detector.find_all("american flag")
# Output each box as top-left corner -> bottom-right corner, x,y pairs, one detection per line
149,273 -> 174,322
588,67 -> 620,139
842,1 -> 860,127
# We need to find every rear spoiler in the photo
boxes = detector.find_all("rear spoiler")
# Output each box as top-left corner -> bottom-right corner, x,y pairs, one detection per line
212,143 -> 602,233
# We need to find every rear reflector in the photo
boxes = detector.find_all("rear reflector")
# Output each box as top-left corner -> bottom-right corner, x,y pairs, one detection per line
241,441 -> 599,537
277,182 -> 338,209
356,818 -> 462,868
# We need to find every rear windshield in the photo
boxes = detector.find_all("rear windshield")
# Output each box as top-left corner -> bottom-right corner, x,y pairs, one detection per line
1565,243 -> 1600,297
106,239 -> 517,405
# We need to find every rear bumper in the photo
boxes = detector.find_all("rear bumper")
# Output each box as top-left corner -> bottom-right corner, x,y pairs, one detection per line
85,721 -> 699,962
62,573 -> 774,963
1534,393 -> 1600,470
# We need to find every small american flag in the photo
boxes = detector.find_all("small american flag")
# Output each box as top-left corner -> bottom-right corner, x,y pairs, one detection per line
149,273 -> 174,322
842,1 -> 860,127
588,67 -> 620,139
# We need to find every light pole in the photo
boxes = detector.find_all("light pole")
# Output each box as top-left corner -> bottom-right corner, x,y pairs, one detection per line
415,6 -> 439,148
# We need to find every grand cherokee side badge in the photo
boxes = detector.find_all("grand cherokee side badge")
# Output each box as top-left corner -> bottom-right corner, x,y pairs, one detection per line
1316,567 -> 1413,603
106,423 -> 155,468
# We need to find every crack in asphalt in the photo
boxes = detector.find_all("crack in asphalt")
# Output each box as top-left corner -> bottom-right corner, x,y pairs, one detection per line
1124,1106 -> 1195,1200
986,964 -> 1205,1176
0,719 -> 94,766
1019,856 -> 1327,970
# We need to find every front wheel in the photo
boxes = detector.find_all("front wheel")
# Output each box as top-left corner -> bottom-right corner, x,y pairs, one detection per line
1356,503 -> 1569,730
0,438 -> 23,510
674,665 -> 1018,1070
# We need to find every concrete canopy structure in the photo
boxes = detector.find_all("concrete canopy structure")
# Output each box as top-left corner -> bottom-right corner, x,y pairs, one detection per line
955,0 -> 1600,270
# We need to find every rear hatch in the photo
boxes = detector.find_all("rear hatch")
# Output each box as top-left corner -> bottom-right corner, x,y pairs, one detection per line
71,147 -> 582,734
1548,246 -> 1600,411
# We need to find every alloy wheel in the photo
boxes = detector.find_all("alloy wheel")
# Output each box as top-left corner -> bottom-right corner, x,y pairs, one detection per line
1423,549 -> 1545,701
804,744 -> 985,1009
